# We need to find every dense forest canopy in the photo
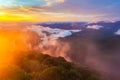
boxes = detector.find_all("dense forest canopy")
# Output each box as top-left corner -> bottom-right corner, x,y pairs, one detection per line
0,52 -> 100,80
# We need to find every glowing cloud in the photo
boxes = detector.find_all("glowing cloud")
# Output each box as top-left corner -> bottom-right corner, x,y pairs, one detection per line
45,0 -> 65,6
0,0 -> 120,22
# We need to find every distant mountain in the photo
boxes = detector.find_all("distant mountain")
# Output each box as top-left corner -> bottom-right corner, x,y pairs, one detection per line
37,22 -> 87,30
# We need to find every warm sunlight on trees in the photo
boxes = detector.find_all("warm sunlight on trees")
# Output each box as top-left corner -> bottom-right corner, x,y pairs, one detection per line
0,51 -> 100,80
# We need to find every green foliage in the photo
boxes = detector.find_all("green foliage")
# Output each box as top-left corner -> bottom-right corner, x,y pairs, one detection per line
0,65 -> 31,80
1,52 -> 100,80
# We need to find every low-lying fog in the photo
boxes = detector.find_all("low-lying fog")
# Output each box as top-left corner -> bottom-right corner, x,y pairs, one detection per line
0,23 -> 120,80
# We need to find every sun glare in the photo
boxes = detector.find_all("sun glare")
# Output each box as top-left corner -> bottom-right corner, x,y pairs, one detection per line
0,30 -> 31,67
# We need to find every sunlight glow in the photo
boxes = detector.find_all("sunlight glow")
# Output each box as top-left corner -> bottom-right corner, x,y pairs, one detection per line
0,30 -> 31,67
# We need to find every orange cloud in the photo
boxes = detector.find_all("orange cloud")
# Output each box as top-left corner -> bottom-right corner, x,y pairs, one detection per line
45,0 -> 65,6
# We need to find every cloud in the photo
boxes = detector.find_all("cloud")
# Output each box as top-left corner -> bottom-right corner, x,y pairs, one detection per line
27,25 -> 81,39
87,25 -> 103,30
115,29 -> 120,35
43,0 -> 120,21
45,0 -> 65,6
0,0 -> 120,22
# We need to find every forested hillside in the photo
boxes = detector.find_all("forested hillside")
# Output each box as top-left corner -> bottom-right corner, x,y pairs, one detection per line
0,52 -> 100,80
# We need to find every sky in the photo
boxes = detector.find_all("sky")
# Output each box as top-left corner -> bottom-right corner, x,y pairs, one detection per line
0,0 -> 120,22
